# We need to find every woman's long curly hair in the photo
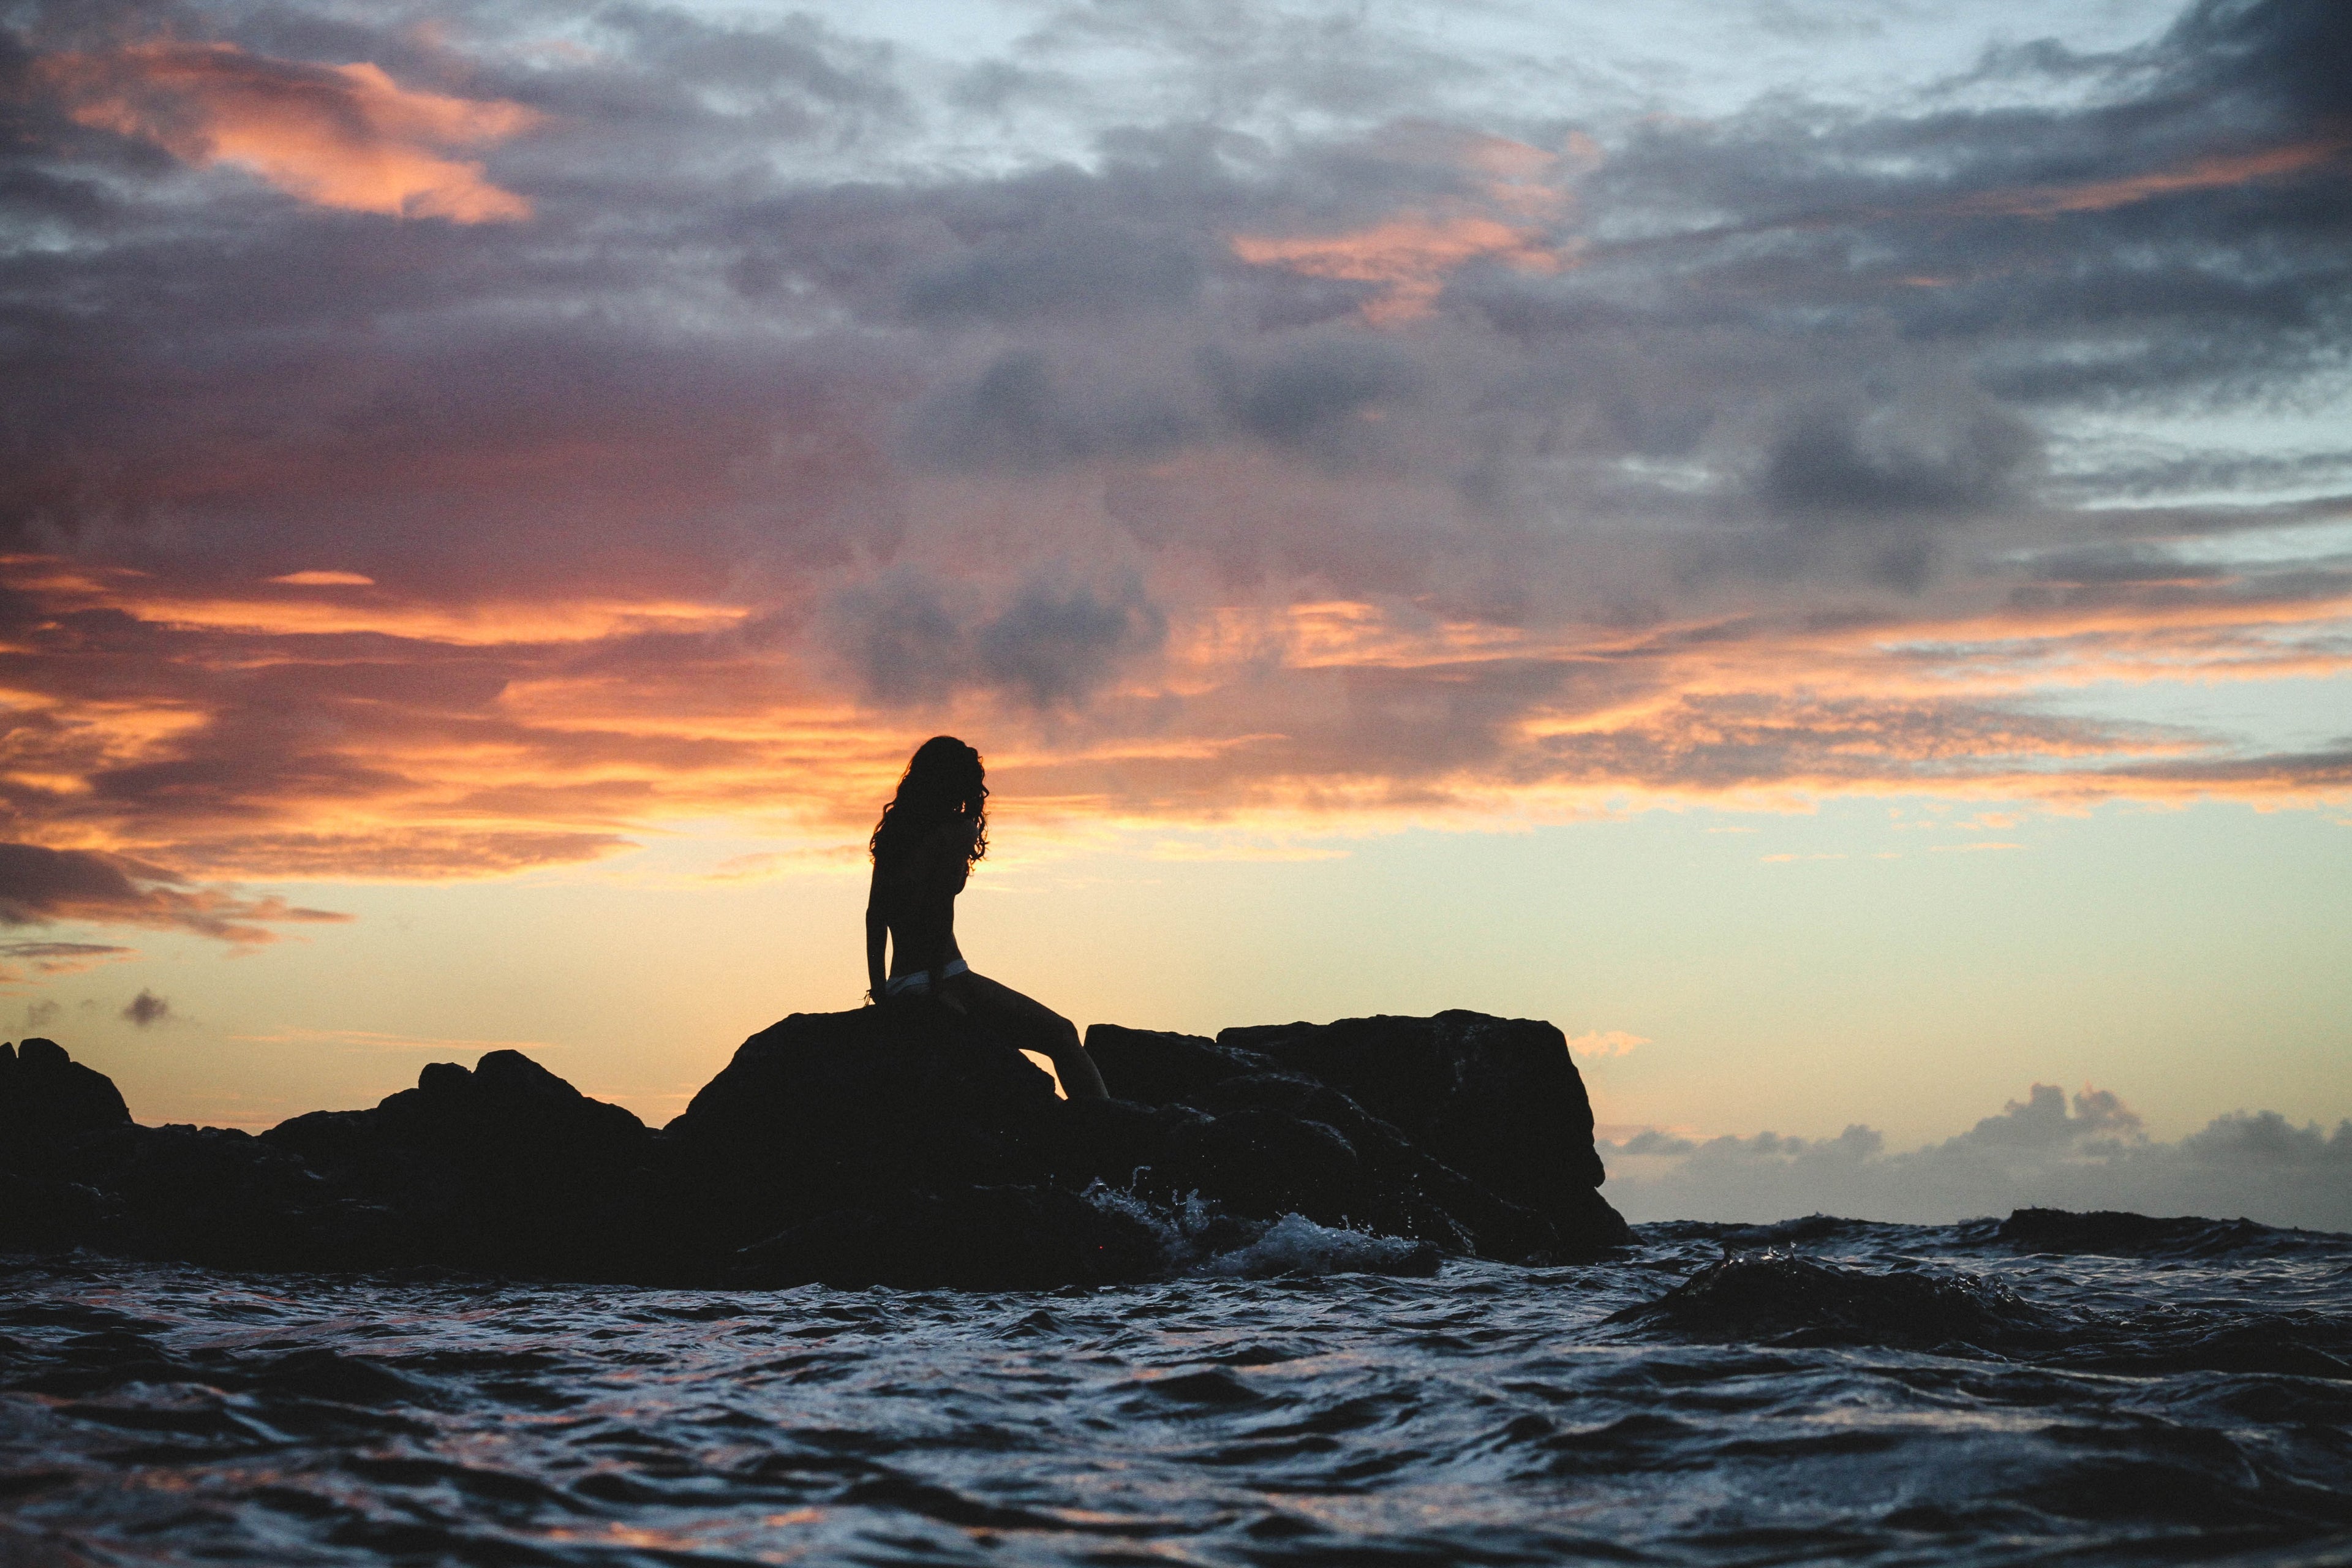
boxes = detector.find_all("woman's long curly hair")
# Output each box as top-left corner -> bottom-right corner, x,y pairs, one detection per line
869,736 -> 988,868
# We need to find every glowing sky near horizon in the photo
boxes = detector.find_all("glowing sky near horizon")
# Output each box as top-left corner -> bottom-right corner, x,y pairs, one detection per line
1,0 -> 2347,1201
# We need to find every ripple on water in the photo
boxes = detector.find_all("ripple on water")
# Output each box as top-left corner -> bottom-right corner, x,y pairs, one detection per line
2,1218 -> 2350,1566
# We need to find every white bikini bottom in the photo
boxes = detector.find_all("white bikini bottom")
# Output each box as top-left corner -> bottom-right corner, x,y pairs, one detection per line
884,957 -> 970,998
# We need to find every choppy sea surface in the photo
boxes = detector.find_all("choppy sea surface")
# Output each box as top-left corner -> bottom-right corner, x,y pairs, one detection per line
6,1212 -> 2350,1567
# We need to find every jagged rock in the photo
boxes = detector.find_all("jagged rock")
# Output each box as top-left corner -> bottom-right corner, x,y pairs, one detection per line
263,1049 -> 656,1278
271,1048 -> 647,1175
1219,1011 -> 1627,1251
37,1123 -> 373,1270
1083,1025 -> 1281,1105
4,1010 -> 1632,1285
1082,1022 -> 1609,1258
0,1038 -> 131,1154
1164,1070 -> 1560,1257
659,1003 -> 1072,1273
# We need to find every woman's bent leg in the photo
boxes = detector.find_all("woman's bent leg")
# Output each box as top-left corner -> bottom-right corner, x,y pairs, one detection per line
954,973 -> 1108,1099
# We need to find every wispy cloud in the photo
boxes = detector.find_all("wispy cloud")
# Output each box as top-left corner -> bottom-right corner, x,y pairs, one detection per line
0,938 -> 136,984
0,843 -> 349,944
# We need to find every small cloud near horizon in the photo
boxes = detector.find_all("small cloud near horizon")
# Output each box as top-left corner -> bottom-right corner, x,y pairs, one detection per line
268,570 -> 375,586
121,988 -> 172,1027
1566,1030 -> 1649,1059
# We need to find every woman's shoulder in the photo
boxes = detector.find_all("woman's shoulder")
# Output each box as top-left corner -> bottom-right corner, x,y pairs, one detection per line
919,817 -> 974,853
919,819 -> 974,883
877,818 -> 971,880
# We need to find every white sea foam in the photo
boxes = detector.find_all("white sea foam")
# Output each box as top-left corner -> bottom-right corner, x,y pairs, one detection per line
1084,1185 -> 1440,1278
1192,1212 -> 1439,1278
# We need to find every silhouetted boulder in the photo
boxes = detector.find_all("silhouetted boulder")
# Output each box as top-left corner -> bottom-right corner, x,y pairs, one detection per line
1220,1011 -> 1625,1250
4,1011 -> 1632,1284
1083,1025 -> 1281,1104
1085,1013 -> 1622,1258
0,1038 -> 130,1156
1163,1069 -> 1561,1257
262,1049 -> 655,1278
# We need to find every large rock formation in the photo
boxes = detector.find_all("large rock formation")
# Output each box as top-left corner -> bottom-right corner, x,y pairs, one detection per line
0,1037 -> 129,1139
1,1006 -> 1630,1287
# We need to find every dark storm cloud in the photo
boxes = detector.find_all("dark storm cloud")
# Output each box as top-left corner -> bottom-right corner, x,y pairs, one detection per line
2013,543 -> 2232,587
834,570 -> 968,707
1544,0 -> 2352,438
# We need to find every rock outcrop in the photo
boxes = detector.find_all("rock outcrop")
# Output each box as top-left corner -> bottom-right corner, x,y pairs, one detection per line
1,1006 -> 1630,1287
1,1037 -> 129,1140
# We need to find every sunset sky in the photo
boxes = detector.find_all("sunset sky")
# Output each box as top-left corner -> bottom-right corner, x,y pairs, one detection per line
3,0 -> 2347,1222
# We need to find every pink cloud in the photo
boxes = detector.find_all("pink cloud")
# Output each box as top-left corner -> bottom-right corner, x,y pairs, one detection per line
36,41 -> 540,221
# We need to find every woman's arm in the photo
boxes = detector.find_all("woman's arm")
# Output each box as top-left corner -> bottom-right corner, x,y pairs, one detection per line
864,864 -> 889,1001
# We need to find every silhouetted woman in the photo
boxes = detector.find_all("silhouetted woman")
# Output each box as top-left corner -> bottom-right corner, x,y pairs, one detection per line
865,736 -> 1109,1099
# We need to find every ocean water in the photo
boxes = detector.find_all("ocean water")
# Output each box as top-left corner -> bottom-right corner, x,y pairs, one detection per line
5,1211 -> 2350,1567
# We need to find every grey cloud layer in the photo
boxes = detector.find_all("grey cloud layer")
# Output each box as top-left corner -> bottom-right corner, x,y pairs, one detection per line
1605,1084 -> 2352,1232
0,0 -> 2345,884
6,0 -> 2343,581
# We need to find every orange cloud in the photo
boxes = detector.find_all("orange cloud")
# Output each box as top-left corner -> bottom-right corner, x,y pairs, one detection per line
0,537 -> 2343,915
1953,137 -> 2351,218
0,938 -> 137,986
1234,214 -> 1571,325
1231,129 -> 1583,323
36,40 -> 539,221
1565,1029 -> 1649,1059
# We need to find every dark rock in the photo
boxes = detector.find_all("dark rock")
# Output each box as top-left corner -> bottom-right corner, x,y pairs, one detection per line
660,1003 -> 1071,1267
0,1167 -> 111,1251
1164,1106 -> 1363,1219
6,1009 -> 1632,1285
1049,1095 -> 1205,1193
1218,1011 -> 1627,1254
1082,1025 -> 1281,1105
1991,1207 -> 2305,1259
0,1036 -> 131,1158
1204,1072 -> 1562,1257
1609,1253 -> 2065,1349
266,1049 -> 655,1278
37,1122 -> 379,1271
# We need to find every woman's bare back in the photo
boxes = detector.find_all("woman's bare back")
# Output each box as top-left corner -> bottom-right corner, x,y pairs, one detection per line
862,819 -> 1106,1099
870,820 -> 970,981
